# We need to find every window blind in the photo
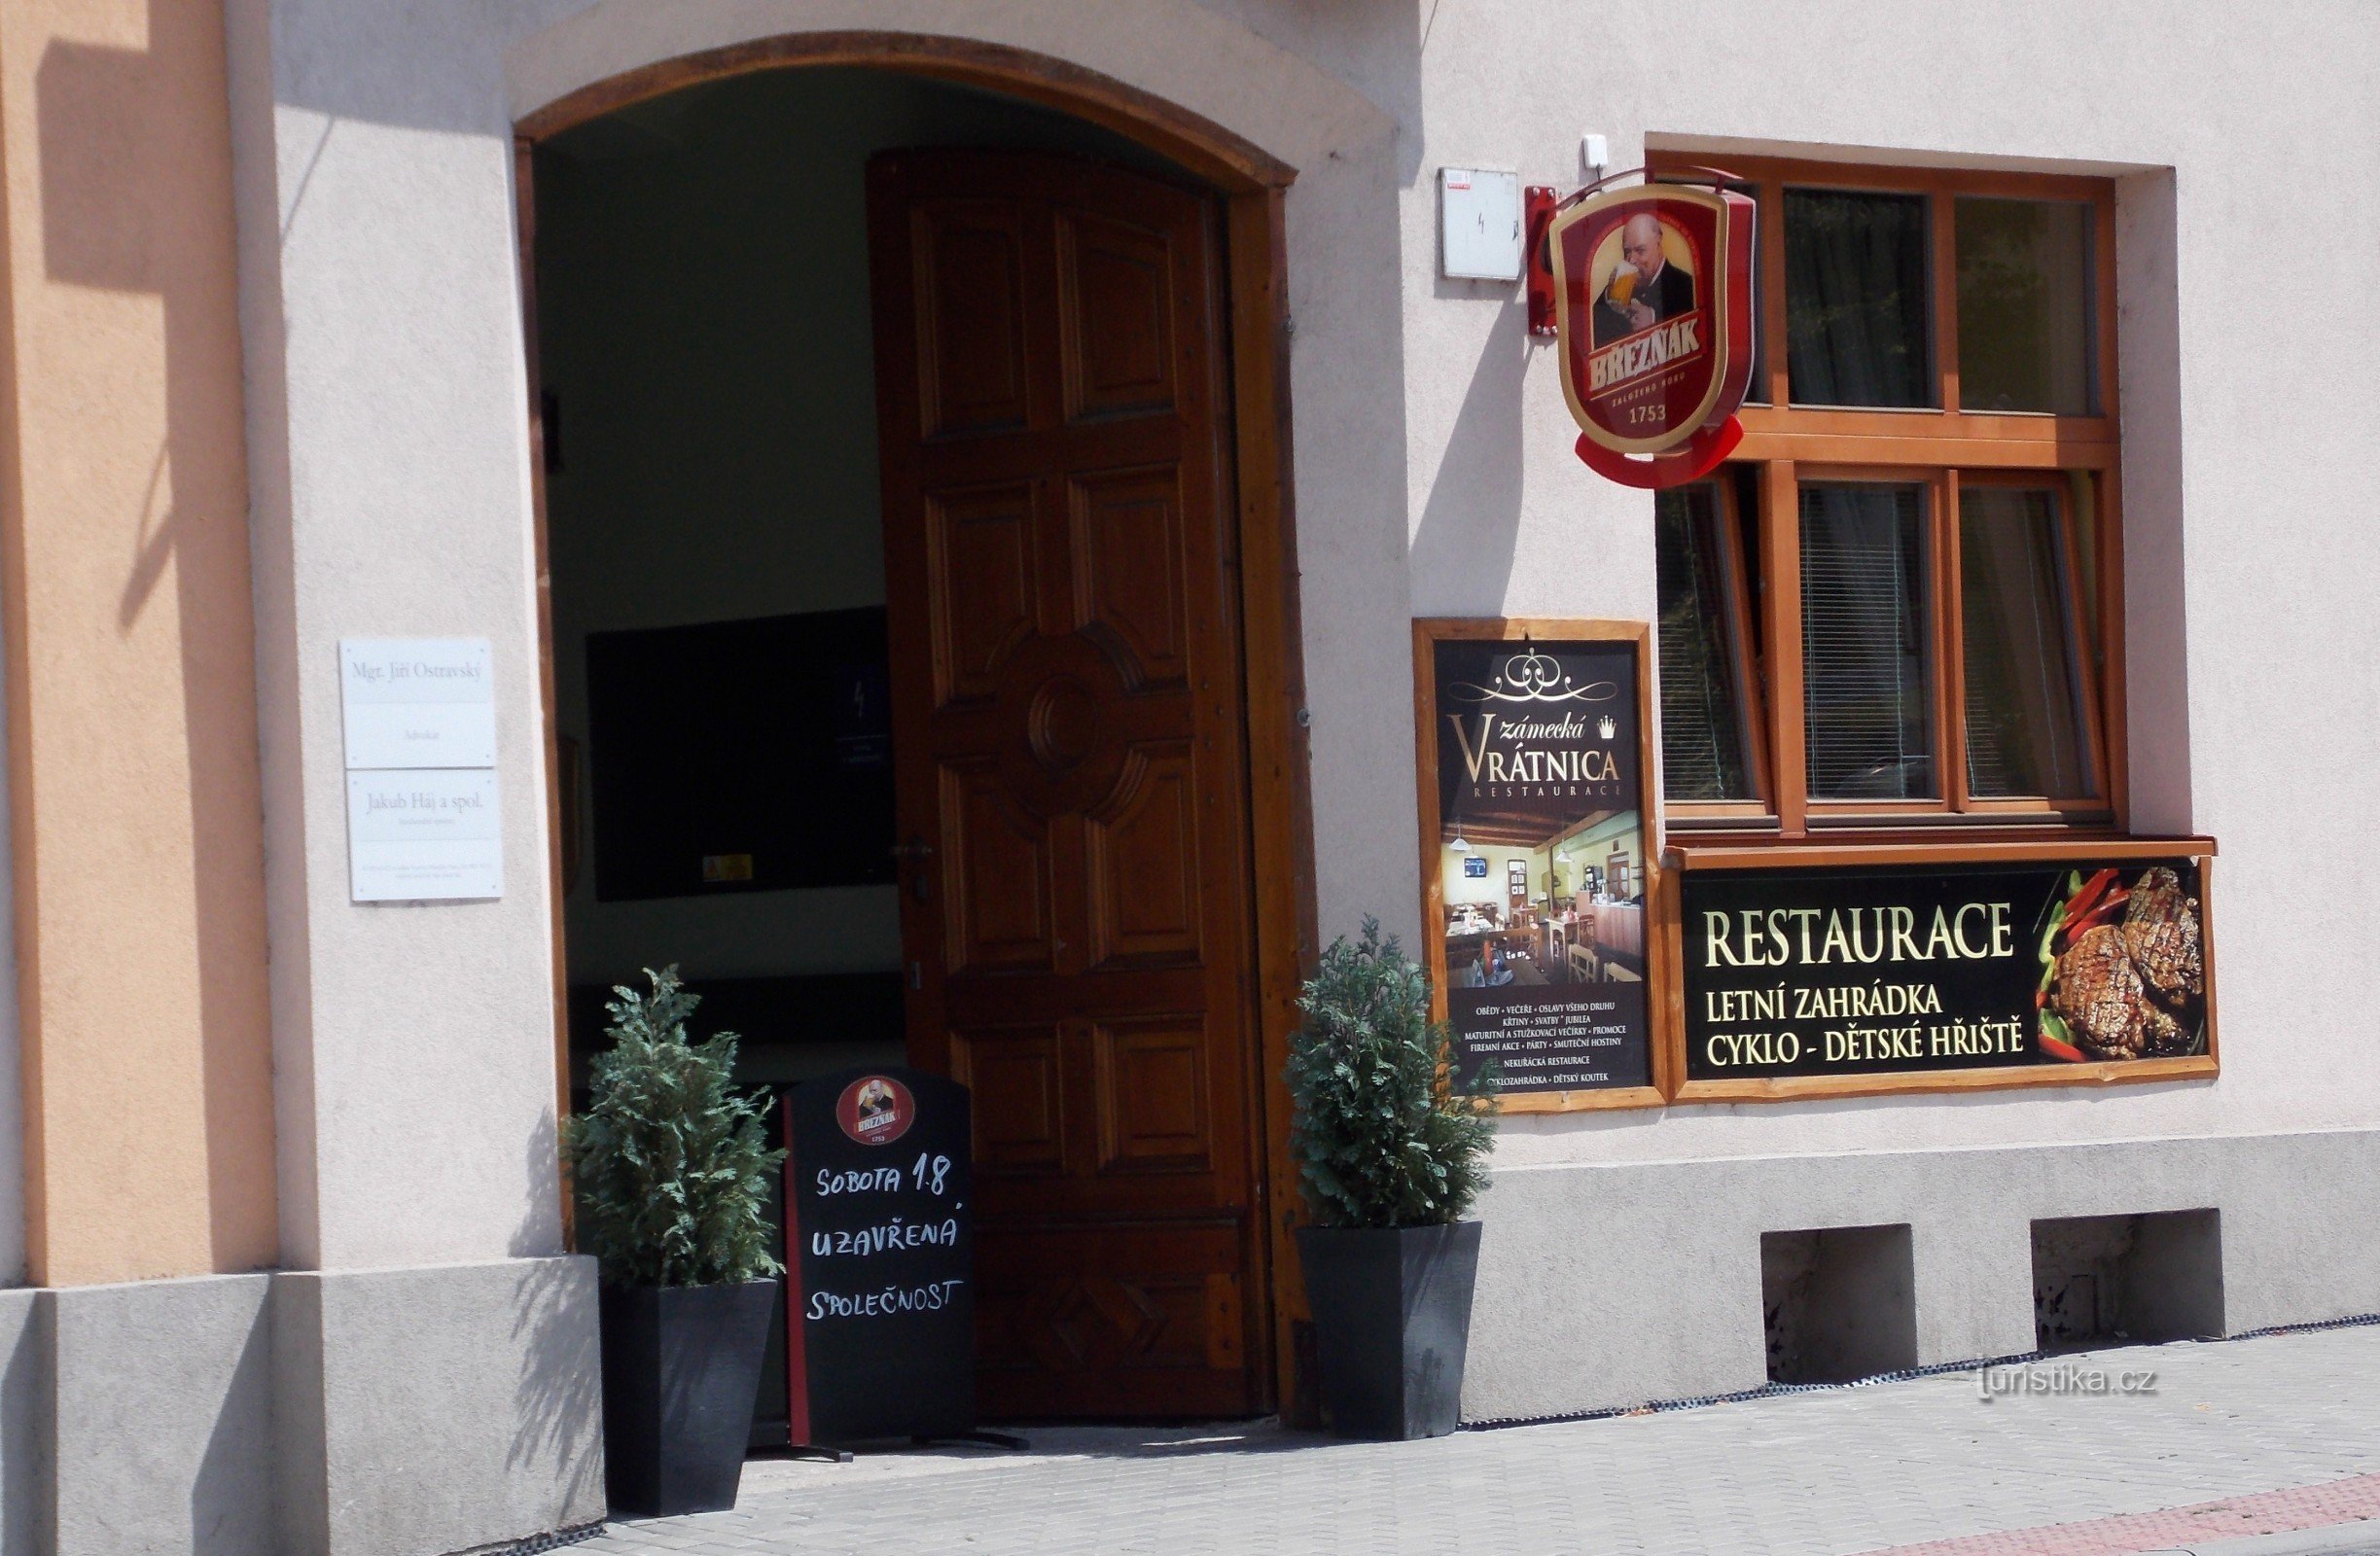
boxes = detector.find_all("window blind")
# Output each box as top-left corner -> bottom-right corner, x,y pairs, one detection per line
1800,484 -> 1934,799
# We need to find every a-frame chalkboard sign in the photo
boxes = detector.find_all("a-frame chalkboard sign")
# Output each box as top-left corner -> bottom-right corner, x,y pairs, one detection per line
781,1066 -> 981,1446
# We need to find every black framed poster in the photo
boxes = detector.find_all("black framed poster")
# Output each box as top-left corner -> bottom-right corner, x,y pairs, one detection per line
1676,852 -> 2219,1096
1412,620 -> 1664,1110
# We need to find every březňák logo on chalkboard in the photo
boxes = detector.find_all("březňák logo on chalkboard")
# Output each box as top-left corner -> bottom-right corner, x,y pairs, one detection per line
1429,637 -> 1652,1095
1682,861 -> 2211,1080
836,1074 -> 915,1147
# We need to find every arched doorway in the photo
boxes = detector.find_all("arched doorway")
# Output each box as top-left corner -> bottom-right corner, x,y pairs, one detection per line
515,42 -> 1313,1423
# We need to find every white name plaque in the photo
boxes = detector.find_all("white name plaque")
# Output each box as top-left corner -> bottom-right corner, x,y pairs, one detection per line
346,769 -> 504,902
340,638 -> 503,902
340,638 -> 496,769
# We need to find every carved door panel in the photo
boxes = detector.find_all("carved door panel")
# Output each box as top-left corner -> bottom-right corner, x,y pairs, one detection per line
868,150 -> 1265,1419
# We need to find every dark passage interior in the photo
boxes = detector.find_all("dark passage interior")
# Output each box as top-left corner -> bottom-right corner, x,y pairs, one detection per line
537,66 -> 1175,1088
2031,1210 -> 2223,1351
535,63 -> 1265,1432
1761,1223 -> 1918,1384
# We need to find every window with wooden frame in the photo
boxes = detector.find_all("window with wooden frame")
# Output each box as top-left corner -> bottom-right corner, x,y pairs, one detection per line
1652,154 -> 2122,839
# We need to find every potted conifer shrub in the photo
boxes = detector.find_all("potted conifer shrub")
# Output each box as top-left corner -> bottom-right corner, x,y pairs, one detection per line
564,967 -> 786,1517
1287,919 -> 1496,1440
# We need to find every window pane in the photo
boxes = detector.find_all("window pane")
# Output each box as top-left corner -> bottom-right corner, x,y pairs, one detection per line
1729,463 -> 1766,663
1657,177 -> 1768,402
1800,483 -> 1934,798
1730,183 -> 1770,404
1956,197 -> 2094,414
1785,190 -> 1931,407
2067,469 -> 2099,641
1655,484 -> 1755,800
1961,486 -> 2093,796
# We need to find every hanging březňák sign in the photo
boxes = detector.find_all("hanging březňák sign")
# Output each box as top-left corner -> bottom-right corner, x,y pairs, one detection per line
1680,858 -> 2217,1085
1417,625 -> 1658,1103
1547,179 -> 1756,489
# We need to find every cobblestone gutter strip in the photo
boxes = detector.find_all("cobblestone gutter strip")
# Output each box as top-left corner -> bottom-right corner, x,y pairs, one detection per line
1464,1310 -> 2380,1430
450,1519 -> 607,1556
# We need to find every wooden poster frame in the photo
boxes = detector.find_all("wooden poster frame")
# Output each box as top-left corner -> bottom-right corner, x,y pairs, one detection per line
1412,618 -> 1671,1113
1662,833 -> 2220,1104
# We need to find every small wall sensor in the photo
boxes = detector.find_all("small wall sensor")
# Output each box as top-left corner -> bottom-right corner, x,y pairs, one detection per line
1581,133 -> 1610,175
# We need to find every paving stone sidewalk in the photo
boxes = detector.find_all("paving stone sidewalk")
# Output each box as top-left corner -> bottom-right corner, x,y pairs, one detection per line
574,1324 -> 2380,1556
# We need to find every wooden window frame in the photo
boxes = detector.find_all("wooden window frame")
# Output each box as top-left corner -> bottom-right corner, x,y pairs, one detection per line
1652,152 -> 2128,845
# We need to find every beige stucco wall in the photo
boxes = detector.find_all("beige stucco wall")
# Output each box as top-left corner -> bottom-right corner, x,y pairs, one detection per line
1393,0 -> 2380,1169
169,0 -> 2380,1453
216,0 -> 2380,1229
0,0 -> 275,1285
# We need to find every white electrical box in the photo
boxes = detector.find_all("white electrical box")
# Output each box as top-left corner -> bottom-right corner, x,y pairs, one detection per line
1439,167 -> 1523,281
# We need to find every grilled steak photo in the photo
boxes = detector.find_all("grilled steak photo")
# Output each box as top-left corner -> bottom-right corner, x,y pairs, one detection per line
2140,1001 -> 2191,1057
2121,865 -> 2204,1004
2052,924 -> 2149,1059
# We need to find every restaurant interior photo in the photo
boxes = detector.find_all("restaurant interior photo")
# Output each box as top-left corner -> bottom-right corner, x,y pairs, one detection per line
1439,805 -> 1646,990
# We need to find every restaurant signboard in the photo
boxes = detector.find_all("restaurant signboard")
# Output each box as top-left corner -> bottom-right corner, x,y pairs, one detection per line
1678,855 -> 2218,1093
781,1067 -> 976,1445
1413,620 -> 1663,1110
1545,178 -> 1757,489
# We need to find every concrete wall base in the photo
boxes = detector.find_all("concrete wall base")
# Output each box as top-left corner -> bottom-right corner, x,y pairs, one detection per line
0,1256 -> 598,1555
275,1257 -> 604,1556
1465,1128 -> 2380,1421
1,1133 -> 2376,1535
47,1274 -> 277,1554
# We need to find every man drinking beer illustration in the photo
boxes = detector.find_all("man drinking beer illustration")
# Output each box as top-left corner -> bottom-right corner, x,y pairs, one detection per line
1591,212 -> 1696,347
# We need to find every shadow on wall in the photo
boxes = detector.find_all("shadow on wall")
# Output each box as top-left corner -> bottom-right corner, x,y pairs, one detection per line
190,1296 -> 274,1555
24,6 -> 276,1274
0,1297 -> 40,1555
2111,167 -> 2188,833
1406,301 -> 1530,614
513,1110 -> 605,1516
513,1106 -> 562,1262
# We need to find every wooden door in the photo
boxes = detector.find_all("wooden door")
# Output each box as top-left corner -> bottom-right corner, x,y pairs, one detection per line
868,150 -> 1266,1419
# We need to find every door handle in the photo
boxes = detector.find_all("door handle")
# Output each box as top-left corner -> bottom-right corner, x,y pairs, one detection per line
893,836 -> 934,900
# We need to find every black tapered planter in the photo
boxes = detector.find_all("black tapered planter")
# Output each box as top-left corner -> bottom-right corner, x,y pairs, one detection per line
600,1280 -> 779,1516
1296,1220 -> 1481,1440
